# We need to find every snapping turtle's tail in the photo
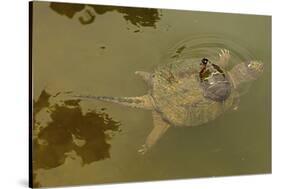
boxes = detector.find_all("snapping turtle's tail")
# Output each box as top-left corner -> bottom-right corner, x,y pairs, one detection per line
72,94 -> 153,110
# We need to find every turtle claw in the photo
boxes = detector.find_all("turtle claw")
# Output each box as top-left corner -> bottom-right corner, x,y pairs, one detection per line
135,71 -> 144,77
219,49 -> 230,68
138,144 -> 148,155
224,49 -> 230,57
219,49 -> 230,59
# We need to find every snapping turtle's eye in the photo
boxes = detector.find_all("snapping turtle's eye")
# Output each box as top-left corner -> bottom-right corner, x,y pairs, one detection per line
247,64 -> 253,68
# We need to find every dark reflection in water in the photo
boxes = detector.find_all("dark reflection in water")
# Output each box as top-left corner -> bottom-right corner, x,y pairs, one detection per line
49,2 -> 161,28
33,89 -> 51,115
49,2 -> 84,18
32,90 -> 121,187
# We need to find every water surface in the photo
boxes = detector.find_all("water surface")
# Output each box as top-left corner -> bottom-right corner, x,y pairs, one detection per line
31,1 -> 271,187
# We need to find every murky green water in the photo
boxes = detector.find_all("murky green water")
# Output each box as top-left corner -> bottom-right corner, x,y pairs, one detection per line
31,1 -> 271,187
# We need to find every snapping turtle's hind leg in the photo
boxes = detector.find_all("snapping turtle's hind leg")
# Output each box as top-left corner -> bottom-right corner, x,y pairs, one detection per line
218,49 -> 231,68
138,111 -> 170,155
135,71 -> 153,86
73,94 -> 154,110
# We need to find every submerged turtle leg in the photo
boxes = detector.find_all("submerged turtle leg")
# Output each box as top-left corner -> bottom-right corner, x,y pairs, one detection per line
138,111 -> 170,154
232,92 -> 240,111
72,94 -> 154,110
218,49 -> 230,68
135,71 -> 152,86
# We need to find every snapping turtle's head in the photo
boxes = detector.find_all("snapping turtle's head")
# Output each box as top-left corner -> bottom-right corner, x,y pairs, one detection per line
229,60 -> 264,88
245,61 -> 264,80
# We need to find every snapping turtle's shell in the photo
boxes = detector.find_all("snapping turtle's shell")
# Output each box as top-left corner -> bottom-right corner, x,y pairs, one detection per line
151,58 -> 235,127
150,35 -> 253,127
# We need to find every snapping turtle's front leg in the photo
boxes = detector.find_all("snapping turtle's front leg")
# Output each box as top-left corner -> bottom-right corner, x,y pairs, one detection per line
135,71 -> 153,87
218,49 -> 230,68
138,111 -> 170,154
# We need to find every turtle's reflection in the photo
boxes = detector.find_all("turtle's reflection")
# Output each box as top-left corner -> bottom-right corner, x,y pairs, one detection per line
49,2 -> 161,28
32,90 -> 121,187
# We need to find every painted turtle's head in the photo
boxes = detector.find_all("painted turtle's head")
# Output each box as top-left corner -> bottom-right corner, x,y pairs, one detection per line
200,58 -> 209,69
201,58 -> 209,65
245,61 -> 264,80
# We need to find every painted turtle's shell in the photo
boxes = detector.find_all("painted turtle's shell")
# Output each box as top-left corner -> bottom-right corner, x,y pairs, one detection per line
200,64 -> 231,102
150,35 -> 253,127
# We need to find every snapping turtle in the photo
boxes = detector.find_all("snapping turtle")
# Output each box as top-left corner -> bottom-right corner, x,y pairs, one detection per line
74,37 -> 264,154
